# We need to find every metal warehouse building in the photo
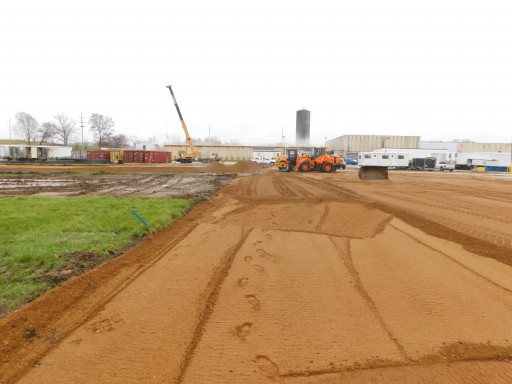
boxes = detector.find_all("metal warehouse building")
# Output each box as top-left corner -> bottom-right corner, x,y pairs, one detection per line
326,135 -> 420,158
163,144 -> 254,161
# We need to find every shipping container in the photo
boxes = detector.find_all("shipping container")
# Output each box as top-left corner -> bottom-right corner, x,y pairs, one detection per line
123,150 -> 144,163
144,151 -> 169,163
87,151 -> 111,161
110,151 -> 124,163
133,151 -> 145,163
123,150 -> 134,163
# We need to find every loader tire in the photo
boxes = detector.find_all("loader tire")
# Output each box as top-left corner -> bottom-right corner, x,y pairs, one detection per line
322,163 -> 334,173
299,162 -> 311,172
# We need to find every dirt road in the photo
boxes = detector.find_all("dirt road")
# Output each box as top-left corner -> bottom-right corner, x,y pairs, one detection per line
1,168 -> 512,383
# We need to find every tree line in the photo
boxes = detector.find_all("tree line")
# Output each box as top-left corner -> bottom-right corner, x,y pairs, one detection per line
12,112 -> 134,149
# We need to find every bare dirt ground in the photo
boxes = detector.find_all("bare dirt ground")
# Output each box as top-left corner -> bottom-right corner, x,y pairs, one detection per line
1,166 -> 512,383
0,172 -> 236,201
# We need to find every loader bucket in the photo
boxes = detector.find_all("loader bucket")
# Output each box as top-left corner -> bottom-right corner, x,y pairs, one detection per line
358,166 -> 389,180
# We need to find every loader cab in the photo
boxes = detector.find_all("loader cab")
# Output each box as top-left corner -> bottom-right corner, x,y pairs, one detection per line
311,147 -> 326,160
287,148 -> 298,167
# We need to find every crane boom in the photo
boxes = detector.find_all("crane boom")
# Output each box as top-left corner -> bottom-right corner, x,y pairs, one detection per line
167,85 -> 196,158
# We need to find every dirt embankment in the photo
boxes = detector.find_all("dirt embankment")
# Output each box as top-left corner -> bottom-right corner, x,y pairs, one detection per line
2,169 -> 512,383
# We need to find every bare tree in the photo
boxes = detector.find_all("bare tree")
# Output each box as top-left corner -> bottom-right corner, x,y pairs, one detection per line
14,112 -> 38,144
109,134 -> 129,148
37,122 -> 57,144
53,114 -> 76,145
89,113 -> 115,149
129,135 -> 142,148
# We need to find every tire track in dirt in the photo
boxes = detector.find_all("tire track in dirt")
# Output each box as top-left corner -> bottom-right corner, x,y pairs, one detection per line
329,236 -> 412,362
175,227 -> 253,384
350,223 -> 512,362
379,191 -> 512,225
271,173 -> 303,200
181,229 -> 405,383
314,204 -> 330,232
389,222 -> 512,295
316,177 -> 512,266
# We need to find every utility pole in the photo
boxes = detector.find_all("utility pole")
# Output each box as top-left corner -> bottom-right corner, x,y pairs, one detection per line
80,113 -> 84,151
9,118 -> 12,140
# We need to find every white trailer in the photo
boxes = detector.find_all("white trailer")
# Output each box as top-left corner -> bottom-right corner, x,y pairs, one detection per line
359,152 -> 409,168
454,152 -> 511,168
373,147 -> 451,162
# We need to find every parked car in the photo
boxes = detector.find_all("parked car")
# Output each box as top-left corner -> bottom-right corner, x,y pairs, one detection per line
436,161 -> 455,172
250,157 -> 275,165
345,157 -> 358,165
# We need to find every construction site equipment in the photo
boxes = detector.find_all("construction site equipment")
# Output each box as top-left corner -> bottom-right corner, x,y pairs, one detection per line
167,85 -> 201,163
357,152 -> 409,180
358,166 -> 389,180
275,147 -> 343,173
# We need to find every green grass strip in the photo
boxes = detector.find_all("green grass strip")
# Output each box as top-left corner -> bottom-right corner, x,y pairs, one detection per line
0,196 -> 190,314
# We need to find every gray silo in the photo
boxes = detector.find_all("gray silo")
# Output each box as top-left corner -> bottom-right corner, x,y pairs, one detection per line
296,109 -> 310,146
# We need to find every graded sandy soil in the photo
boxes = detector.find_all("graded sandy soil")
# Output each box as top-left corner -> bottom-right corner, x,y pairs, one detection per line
1,167 -> 512,383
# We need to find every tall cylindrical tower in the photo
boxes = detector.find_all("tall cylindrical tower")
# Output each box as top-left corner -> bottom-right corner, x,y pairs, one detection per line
296,109 -> 310,146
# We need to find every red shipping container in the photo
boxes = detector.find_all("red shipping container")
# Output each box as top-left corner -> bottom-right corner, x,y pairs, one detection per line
87,151 -> 110,161
123,150 -> 134,163
143,151 -> 169,163
133,151 -> 145,163
153,151 -> 168,163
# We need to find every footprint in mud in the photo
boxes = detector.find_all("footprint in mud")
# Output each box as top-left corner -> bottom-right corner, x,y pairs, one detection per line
253,264 -> 265,272
255,355 -> 281,381
257,249 -> 276,261
87,315 -> 124,333
202,237 -> 209,242
244,255 -> 253,263
252,241 -> 263,247
266,233 -> 273,240
237,278 -> 249,287
235,322 -> 252,341
245,295 -> 260,311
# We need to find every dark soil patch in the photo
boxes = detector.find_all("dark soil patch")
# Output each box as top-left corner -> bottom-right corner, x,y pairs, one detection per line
36,252 -> 111,286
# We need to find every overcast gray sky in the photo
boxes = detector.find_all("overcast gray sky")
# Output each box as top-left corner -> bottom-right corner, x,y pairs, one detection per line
1,0 -> 511,146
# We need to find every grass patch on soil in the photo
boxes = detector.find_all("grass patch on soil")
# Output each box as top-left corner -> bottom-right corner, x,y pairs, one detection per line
0,195 -> 190,317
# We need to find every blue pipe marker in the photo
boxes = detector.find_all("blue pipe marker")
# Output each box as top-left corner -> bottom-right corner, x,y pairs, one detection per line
131,209 -> 151,228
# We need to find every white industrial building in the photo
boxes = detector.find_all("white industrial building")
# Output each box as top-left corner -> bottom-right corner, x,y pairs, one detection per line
326,135 -> 421,158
